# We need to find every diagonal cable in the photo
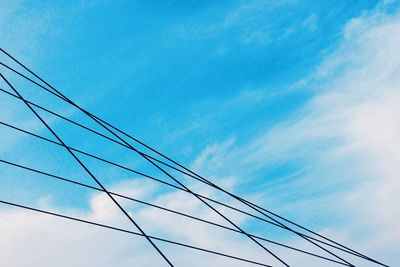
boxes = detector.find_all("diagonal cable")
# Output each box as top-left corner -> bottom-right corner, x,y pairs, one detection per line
0,85 -> 385,266
0,58 -> 378,265
0,158 -> 352,266
0,85 -> 380,266
0,48 -> 383,264
0,60 -> 290,265
0,119 -> 379,261
0,49 -> 387,266
0,72 -> 175,267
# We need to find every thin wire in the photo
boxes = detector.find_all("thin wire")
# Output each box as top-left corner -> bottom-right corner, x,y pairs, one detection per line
0,73 -> 175,267
0,119 -> 378,259
0,86 -> 384,266
0,120 -> 185,192
0,87 -> 385,266
0,158 -> 351,266
0,86 -> 373,266
0,65 -> 290,265
77,104 -> 291,265
0,59 -> 380,265
0,77 -> 346,267
0,57 -> 384,266
0,199 -> 275,267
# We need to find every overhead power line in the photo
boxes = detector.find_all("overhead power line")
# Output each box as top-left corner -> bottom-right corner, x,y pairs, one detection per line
0,57 -> 380,265
0,48 -> 388,267
0,117 -> 390,267
0,119 -> 374,260
0,65 -> 290,267
0,72 -> 175,267
0,57 -> 378,266
0,85 -> 355,267
0,158 -> 351,266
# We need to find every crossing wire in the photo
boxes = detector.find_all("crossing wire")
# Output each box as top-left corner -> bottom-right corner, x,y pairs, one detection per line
0,119 -> 382,261
0,57 -> 380,265
0,48 -> 388,266
0,58 -> 290,266
0,85 -> 385,266
0,158 -> 351,266
0,121 -> 382,264
0,73 -> 175,267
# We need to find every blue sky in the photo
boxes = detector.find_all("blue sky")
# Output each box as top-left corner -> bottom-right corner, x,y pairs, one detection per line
1,0 -> 399,266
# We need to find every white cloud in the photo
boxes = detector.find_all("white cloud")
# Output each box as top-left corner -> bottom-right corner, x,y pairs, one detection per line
207,3 -> 400,265
177,2 -> 400,265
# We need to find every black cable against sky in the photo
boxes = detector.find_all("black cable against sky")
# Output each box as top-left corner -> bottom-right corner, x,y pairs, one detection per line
0,92 -> 378,265
0,158 -> 352,266
0,48 -> 387,266
0,73 -> 175,267
0,57 -> 370,263
0,71 -> 352,267
0,66 -> 346,267
0,88 -> 363,267
0,57 -> 381,266
0,83 -> 385,267
0,61 -> 290,266
70,110 -> 292,266
0,199 -> 276,267
0,119 -> 379,261
0,85 -> 384,266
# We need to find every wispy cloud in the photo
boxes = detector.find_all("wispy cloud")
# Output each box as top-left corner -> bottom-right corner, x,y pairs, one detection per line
189,2 -> 400,264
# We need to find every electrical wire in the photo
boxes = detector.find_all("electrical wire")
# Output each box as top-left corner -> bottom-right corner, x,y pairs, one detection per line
0,119 -> 380,261
0,158 -> 351,266
0,73 -> 175,267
